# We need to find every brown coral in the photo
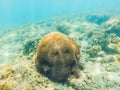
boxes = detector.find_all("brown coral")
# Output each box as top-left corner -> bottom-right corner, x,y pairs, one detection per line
35,32 -> 81,82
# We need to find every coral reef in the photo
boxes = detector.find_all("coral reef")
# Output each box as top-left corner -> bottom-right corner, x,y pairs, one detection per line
0,10 -> 120,90
35,32 -> 81,82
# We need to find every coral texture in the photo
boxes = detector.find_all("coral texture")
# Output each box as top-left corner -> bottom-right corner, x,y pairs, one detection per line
35,32 -> 80,82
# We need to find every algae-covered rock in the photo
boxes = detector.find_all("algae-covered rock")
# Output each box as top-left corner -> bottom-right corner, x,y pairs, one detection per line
105,20 -> 120,37
102,34 -> 120,54
23,38 -> 40,56
92,32 -> 120,54
86,14 -> 109,25
89,45 -> 102,57
56,24 -> 71,35
0,66 -> 13,79
107,43 -> 120,54
35,32 -> 82,82
104,62 -> 120,72
0,83 -> 11,90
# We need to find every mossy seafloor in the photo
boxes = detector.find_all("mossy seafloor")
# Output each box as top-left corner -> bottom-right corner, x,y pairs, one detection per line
0,10 -> 120,90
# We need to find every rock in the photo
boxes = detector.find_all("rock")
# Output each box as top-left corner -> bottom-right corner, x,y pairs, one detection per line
56,24 -> 71,35
105,20 -> 120,37
89,45 -> 102,57
35,32 -> 82,82
107,43 -> 120,54
0,83 -> 11,90
97,51 -> 105,57
22,38 -> 40,56
86,14 -> 109,25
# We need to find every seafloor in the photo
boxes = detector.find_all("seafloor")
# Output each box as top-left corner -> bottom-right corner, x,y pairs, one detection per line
0,10 -> 120,90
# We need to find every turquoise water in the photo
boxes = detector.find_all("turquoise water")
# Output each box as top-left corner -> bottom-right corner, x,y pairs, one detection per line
0,0 -> 120,29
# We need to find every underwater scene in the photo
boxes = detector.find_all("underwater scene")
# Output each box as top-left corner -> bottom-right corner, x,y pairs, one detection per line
0,0 -> 120,90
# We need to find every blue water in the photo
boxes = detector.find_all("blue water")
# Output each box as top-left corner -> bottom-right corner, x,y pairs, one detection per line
0,0 -> 120,29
